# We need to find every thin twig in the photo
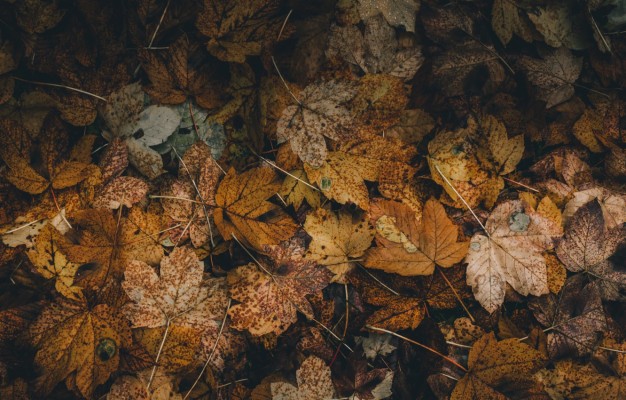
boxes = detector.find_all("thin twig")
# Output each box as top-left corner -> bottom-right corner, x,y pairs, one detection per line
437,267 -> 475,323
271,56 -> 302,106
357,263 -> 400,296
147,319 -> 171,391
503,177 -> 540,193
3,218 -> 43,234
12,77 -> 107,102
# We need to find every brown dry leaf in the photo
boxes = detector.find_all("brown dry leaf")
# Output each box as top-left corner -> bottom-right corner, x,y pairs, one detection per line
213,166 -> 297,250
196,0 -> 288,63
536,360 -> 626,399
527,2 -> 589,50
27,223 -> 83,301
466,200 -> 563,313
545,253 -> 567,294
63,208 -> 164,295
356,0 -> 419,32
123,245 -> 227,330
573,107 -> 605,153
304,208 -> 374,283
16,0 -> 66,34
279,169 -> 321,210
134,324 -> 201,373
270,356 -> 336,400
386,108 -> 434,144
29,299 -> 131,398
529,275 -> 607,359
557,200 -> 625,300
305,134 -> 416,210
365,198 -> 468,276
475,115 -> 525,177
518,47 -> 582,109
139,35 -> 225,109
451,332 -> 545,399
92,176 -> 148,210
491,0 -> 533,45
107,369 -> 183,400
276,80 -> 358,168
227,238 -> 331,336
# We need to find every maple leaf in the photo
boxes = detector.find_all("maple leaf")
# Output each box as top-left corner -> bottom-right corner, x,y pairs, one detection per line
107,369 -> 183,400
227,237 -> 330,336
536,360 -> 626,399
465,199 -> 563,313
518,47 -> 582,109
527,2 -> 589,50
29,298 -> 131,398
27,223 -> 83,301
213,166 -> 297,250
63,208 -> 164,298
365,198 -> 468,276
529,275 -> 607,358
0,114 -> 96,194
563,187 -> 626,230
304,135 -> 417,210
557,199 -> 625,300
133,324 -> 202,373
355,264 -> 470,331
279,169 -> 321,210
356,334 -> 397,360
451,332 -> 545,400
357,0 -> 419,32
304,208 -> 374,283
196,0 -> 289,63
491,0 -> 533,45
276,80 -> 358,168
270,356 -> 336,400
139,35 -> 225,109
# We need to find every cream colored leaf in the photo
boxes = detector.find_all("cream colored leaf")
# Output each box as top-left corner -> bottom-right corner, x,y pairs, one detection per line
465,200 -> 563,313
563,187 -> 626,230
125,138 -> 165,180
304,208 -> 374,283
271,356 -> 336,400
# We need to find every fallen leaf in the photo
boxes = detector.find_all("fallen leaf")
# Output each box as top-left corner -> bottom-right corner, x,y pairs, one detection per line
465,199 -> 563,313
304,208 -> 374,283
279,169 -> 321,210
270,356 -> 336,400
563,187 -> 626,230
356,0 -> 419,32
536,360 -> 626,400
491,0 -> 533,45
527,2 -> 589,50
365,198 -> 468,276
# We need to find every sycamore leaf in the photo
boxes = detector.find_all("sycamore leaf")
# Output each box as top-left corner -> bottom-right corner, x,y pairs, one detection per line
27,224 -> 83,301
228,238 -> 331,336
529,275 -> 607,358
134,325 -> 201,373
279,169 -> 321,210
122,246 -> 226,329
355,334 -> 397,360
563,187 -> 626,230
271,356 -> 336,400
491,0 -> 533,45
451,333 -> 545,400
466,200 -> 562,313
213,166 -> 298,250
475,115 -> 525,176
29,299 -> 132,398
92,176 -> 148,210
386,109 -> 435,144
365,198 -> 468,276
196,0 -> 288,63
304,208 -> 374,283
356,0 -> 419,32
518,47 -> 582,109
276,80 -> 358,168
536,360 -> 626,400
557,200 -> 625,300
107,370 -> 183,400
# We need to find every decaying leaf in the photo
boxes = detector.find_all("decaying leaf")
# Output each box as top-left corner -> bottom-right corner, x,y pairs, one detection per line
365,198 -> 468,276
270,356 -> 336,400
304,208 -> 374,283
466,200 -> 562,313
213,166 -> 298,250
451,332 -> 545,399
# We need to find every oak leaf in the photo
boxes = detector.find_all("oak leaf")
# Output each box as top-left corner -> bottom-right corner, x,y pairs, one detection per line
227,238 -> 331,336
365,199 -> 468,276
451,332 -> 545,400
27,223 -> 83,301
270,356 -> 336,400
465,200 -> 562,313
276,80 -> 358,168
557,200 -> 625,300
29,299 -> 132,397
213,166 -> 298,250
304,208 -> 374,283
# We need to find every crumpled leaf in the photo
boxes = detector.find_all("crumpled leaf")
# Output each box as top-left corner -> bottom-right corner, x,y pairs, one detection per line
27,223 -> 83,301
557,199 -> 625,300
276,80 -> 358,168
270,356 -> 336,400
465,199 -> 563,313
196,0 -> 289,63
451,332 -> 545,400
227,237 -> 331,336
213,166 -> 297,250
518,47 -> 582,109
365,198 -> 468,276
356,0 -> 419,32
304,208 -> 374,283
529,275 -> 607,358
29,299 -> 132,398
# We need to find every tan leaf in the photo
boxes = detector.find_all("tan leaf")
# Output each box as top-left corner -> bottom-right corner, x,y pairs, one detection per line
270,356 -> 336,400
365,198 -> 468,276
304,208 -> 374,283
465,200 -> 562,313
92,176 -> 149,209
107,370 -> 183,400
214,167 -> 297,250
563,187 -> 626,230
279,169 -> 321,210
